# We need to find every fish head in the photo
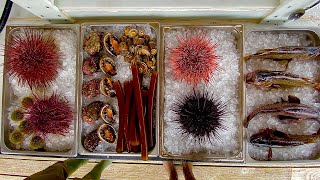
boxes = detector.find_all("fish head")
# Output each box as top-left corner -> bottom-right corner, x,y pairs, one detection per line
249,134 -> 267,146
249,129 -> 273,146
245,72 -> 256,84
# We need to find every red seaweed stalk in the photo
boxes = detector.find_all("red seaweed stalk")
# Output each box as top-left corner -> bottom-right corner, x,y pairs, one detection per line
131,63 -> 148,160
128,104 -> 140,152
113,80 -> 126,152
146,71 -> 158,149
123,81 -> 133,151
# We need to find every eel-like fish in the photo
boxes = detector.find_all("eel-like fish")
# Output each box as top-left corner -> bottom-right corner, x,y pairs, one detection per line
250,128 -> 320,160
245,70 -> 320,91
250,128 -> 320,148
245,95 -> 320,127
245,46 -> 320,63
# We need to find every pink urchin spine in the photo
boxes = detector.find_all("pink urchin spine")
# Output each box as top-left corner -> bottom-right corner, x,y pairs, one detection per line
169,33 -> 219,85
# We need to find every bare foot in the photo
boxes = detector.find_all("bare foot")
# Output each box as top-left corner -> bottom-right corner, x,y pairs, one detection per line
182,162 -> 196,180
163,161 -> 178,180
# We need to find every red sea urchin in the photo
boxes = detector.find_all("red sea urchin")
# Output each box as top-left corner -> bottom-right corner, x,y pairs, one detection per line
23,93 -> 73,137
173,90 -> 227,143
168,33 -> 218,85
6,29 -> 61,88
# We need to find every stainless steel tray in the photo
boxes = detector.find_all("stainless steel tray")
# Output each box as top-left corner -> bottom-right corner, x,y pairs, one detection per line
244,28 -> 320,165
78,22 -> 160,158
2,23 -> 320,167
1,25 -> 80,157
159,24 -> 245,162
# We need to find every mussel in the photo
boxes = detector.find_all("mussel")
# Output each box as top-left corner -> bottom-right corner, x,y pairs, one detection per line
99,55 -> 117,76
98,123 -> 116,144
103,33 -> 120,56
99,77 -> 116,97
100,103 -> 116,124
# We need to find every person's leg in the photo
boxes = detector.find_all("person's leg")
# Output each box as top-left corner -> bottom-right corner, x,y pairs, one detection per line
63,159 -> 89,177
81,160 -> 112,180
26,159 -> 88,180
182,162 -> 196,180
163,161 -> 178,180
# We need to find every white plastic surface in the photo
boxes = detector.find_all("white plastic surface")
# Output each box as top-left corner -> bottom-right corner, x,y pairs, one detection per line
54,0 -> 277,19
261,0 -> 320,24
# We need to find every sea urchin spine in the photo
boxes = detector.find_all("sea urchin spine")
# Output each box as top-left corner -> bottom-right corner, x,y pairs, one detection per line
6,29 -> 61,88
173,90 -> 226,143
23,93 -> 73,137
168,33 -> 218,85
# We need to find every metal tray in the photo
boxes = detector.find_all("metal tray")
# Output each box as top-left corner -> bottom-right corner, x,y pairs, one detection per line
78,22 -> 160,158
1,25 -> 80,157
159,24 -> 245,162
244,28 -> 320,165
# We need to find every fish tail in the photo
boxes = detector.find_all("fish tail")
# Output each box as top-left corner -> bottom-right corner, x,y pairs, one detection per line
313,83 -> 320,91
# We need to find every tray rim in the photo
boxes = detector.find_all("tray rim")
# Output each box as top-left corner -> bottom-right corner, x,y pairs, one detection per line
243,28 -> 320,164
78,22 -> 161,158
1,23 -> 320,165
158,24 -> 245,162
1,24 -> 80,157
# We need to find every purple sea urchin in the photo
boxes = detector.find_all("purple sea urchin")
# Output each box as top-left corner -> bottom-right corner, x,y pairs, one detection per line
6,29 -> 61,88
23,93 -> 73,137
173,90 -> 227,142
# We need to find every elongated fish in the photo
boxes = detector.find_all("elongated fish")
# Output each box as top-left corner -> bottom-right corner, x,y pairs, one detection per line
245,70 -> 320,91
250,128 -> 320,160
250,128 -> 320,148
245,95 -> 320,127
245,46 -> 320,61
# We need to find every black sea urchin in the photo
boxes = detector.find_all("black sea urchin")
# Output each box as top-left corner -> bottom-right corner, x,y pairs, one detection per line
173,90 -> 226,143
